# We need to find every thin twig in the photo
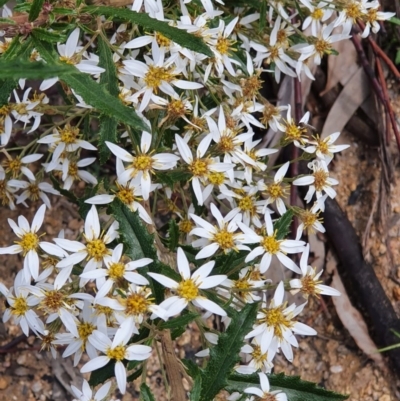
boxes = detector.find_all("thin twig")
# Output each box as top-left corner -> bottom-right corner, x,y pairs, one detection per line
351,33 -> 400,153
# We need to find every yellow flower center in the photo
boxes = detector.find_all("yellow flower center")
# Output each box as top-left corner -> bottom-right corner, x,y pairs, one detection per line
315,137 -> 330,156
177,278 -> 199,301
216,37 -> 234,55
189,159 -> 210,177
124,292 -> 151,316
11,296 -> 29,317
155,32 -> 171,48
260,304 -> 292,340
366,8 -> 378,23
40,290 -> 65,313
345,2 -> 363,20
115,184 -> 137,205
0,105 -> 11,116
284,122 -> 307,142
68,162 -> 79,179
311,8 -> 324,20
4,158 -> 22,177
59,55 -> 80,65
241,75 -> 263,99
300,210 -> 322,232
144,65 -> 175,91
213,229 -> 235,251
238,196 -> 255,213
27,183 -> 40,201
108,262 -> 125,280
77,322 -> 95,342
261,103 -> 280,126
313,170 -> 329,192
167,99 -> 187,119
267,183 -> 288,200
179,219 -> 194,234
208,171 -> 225,186
16,232 -> 39,256
314,38 -> 332,56
86,239 -> 108,261
300,274 -> 322,297
218,135 -> 235,153
106,345 -> 126,361
59,125 -> 80,144
251,344 -> 267,364
260,234 -> 280,254
132,154 -> 153,171
12,103 -> 28,115
268,45 -> 280,60
0,179 -> 12,206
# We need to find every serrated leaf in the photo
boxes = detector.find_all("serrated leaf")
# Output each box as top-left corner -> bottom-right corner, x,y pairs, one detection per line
31,36 -> 149,132
159,311 -> 199,330
190,375 -> 202,401
199,303 -> 258,401
0,60 -> 73,79
98,35 -> 119,163
31,28 -> 67,43
127,366 -> 143,382
78,182 -> 101,218
259,0 -> 266,31
167,219 -> 179,251
274,209 -> 294,240
171,325 -> 187,340
29,0 -> 45,21
82,6 -> 212,57
213,250 -> 247,276
140,383 -> 156,401
182,358 -> 200,377
226,373 -> 349,401
0,80 -> 16,106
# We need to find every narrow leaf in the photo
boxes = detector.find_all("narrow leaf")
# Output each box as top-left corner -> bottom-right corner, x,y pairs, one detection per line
167,219 -> 179,251
31,28 -> 67,43
0,60 -> 73,79
226,373 -> 349,401
88,360 -> 115,387
97,35 -> 119,162
29,0 -> 45,22
199,303 -> 258,401
140,383 -> 156,401
82,6 -> 213,57
274,209 -> 294,240
190,375 -> 202,401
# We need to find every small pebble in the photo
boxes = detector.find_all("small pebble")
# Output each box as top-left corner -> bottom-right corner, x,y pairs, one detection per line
379,395 -> 391,401
17,354 -> 27,365
14,367 -> 30,376
0,377 -> 9,390
329,365 -> 343,373
32,381 -> 43,393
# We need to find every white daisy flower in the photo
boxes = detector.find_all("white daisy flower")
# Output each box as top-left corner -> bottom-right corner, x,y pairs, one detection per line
55,205 -> 118,276
296,195 -> 327,240
238,213 -> 305,274
236,339 -> 276,374
0,270 -> 45,336
303,132 -> 349,165
190,203 -> 248,259
292,159 -> 338,203
290,244 -> 340,298
258,161 -> 291,216
80,243 -> 152,300
244,372 -> 287,401
299,0 -> 334,35
0,113 -> 12,146
81,329 -> 152,394
106,131 -> 179,200
245,282 -> 316,361
175,134 -> 233,205
57,157 -> 98,190
11,88 -> 43,133
148,247 -> 228,317
3,153 -> 43,181
0,204 -> 63,280
9,179 -> 60,208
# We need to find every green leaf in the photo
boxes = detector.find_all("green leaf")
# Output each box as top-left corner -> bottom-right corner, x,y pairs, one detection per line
29,0 -> 45,21
182,358 -> 200,377
97,35 -> 119,163
171,325 -> 187,340
89,360 -> 115,387
31,28 -> 67,43
0,80 -> 16,106
50,175 -> 80,205
199,303 -> 258,401
82,6 -> 212,57
226,373 -> 349,401
0,0 -> 9,9
396,49 -> 400,65
159,311 -> 199,330
213,250 -> 247,276
259,0 -> 266,31
156,170 -> 192,187
0,17 -> 16,24
167,219 -> 179,251
109,199 -> 166,303
190,374 -> 202,401
31,36 -> 149,132
127,366 -> 143,382
0,60 -> 73,79
140,383 -> 156,401
274,209 -> 294,240
78,182 -> 101,219
389,16 -> 400,26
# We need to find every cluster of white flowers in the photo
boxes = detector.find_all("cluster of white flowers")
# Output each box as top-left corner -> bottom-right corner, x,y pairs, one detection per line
0,0 -> 394,399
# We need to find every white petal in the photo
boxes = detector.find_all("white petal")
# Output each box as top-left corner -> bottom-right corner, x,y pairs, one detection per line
80,356 -> 110,373
194,297 -> 226,316
147,272 -> 178,289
